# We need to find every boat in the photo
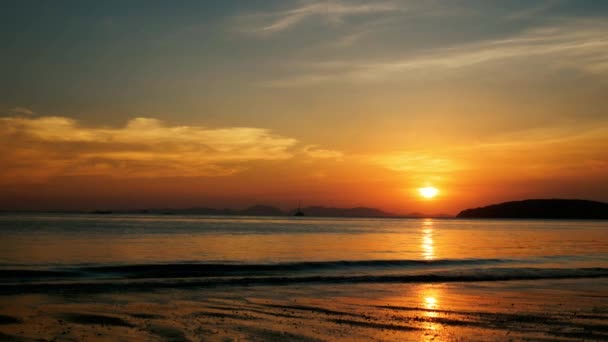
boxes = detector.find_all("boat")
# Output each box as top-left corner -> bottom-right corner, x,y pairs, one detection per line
294,201 -> 305,216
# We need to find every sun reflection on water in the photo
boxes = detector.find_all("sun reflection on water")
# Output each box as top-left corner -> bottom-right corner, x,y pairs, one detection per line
421,286 -> 440,318
418,285 -> 444,340
421,219 -> 435,260
424,296 -> 437,309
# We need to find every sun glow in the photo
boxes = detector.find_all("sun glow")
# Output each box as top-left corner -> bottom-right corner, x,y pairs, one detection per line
418,186 -> 439,199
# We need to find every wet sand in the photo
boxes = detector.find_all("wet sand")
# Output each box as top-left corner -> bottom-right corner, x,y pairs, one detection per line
1,278 -> 606,341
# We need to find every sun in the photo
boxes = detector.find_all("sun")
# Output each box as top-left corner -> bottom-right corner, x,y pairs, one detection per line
418,186 -> 439,199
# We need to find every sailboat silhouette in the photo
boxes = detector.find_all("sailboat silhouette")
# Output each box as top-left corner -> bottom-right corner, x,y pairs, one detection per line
294,201 -> 305,216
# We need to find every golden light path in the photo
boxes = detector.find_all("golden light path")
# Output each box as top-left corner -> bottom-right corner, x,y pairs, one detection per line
421,219 -> 435,260
417,220 -> 442,338
418,284 -> 444,340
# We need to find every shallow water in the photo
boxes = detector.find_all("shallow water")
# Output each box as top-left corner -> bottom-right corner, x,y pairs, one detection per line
0,214 -> 606,284
0,214 -> 606,340
1,214 -> 607,264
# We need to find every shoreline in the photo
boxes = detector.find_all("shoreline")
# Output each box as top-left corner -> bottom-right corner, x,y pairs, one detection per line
1,278 -> 606,341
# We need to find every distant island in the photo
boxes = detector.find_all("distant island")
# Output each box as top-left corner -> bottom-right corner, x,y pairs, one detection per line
287,206 -> 392,218
72,205 -> 455,218
6,199 -> 606,219
457,199 -> 608,219
78,205 -> 398,218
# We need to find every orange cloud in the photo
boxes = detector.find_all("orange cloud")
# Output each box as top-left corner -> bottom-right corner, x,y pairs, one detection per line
0,116 -> 298,181
369,123 -> 608,191
302,145 -> 344,160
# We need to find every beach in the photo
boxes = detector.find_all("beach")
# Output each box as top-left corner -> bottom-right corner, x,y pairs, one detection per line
0,214 -> 606,341
1,279 -> 607,341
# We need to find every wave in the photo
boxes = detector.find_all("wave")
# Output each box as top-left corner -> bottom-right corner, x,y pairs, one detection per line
0,258 -> 512,280
0,267 -> 606,295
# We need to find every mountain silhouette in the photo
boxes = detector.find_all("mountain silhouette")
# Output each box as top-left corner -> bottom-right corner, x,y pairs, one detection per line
240,205 -> 285,216
291,206 -> 393,218
457,199 -> 608,219
87,205 -> 397,218
141,205 -> 284,216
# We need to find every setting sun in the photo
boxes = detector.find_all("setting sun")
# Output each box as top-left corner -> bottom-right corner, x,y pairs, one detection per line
419,186 -> 439,199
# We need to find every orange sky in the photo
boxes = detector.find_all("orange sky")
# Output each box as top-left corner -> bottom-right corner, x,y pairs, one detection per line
1,1 -> 608,214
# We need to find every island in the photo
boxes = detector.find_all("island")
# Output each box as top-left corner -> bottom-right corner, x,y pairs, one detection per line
457,199 -> 608,219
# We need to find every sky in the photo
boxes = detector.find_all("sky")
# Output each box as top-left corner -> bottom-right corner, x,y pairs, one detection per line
1,0 -> 608,214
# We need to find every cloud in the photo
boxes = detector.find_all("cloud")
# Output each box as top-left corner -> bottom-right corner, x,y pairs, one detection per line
268,20 -> 608,86
10,107 -> 35,115
371,153 -> 461,174
238,0 -> 399,35
365,21 -> 608,75
369,122 -> 608,181
0,116 -> 298,181
505,0 -> 562,21
302,145 -> 344,160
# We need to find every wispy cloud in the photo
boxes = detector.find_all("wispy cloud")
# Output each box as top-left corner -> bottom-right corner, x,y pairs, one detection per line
365,21 -> 608,75
0,116 -> 298,180
505,0 -> 563,21
369,122 -> 608,181
10,107 -> 35,116
267,20 -> 608,86
371,153 -> 461,174
238,0 -> 400,35
302,144 -> 344,160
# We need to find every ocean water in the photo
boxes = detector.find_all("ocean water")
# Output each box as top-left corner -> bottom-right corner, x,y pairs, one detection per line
0,214 -> 607,340
0,214 -> 607,288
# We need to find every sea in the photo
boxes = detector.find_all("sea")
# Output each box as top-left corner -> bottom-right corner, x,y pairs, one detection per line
0,214 -> 606,341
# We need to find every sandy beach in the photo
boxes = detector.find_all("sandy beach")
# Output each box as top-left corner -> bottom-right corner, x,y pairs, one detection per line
1,278 -> 607,341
